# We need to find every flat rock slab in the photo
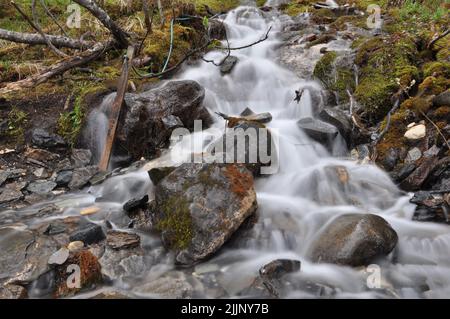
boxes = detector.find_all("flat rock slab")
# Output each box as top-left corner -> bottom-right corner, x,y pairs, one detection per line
69,223 -> 105,245
107,230 -> 141,250
297,117 -> 338,144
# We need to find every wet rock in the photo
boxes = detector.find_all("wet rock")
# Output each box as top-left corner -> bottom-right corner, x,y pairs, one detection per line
31,128 -> 67,149
382,148 -> 399,171
135,271 -> 194,298
309,214 -> 398,266
106,230 -> 140,250
210,121 -> 275,175
405,147 -> 422,164
0,188 -> 24,204
118,80 -> 211,160
0,168 -> 26,187
0,227 -> 35,281
71,149 -> 92,168
99,247 -> 147,280
44,223 -> 66,236
69,223 -> 105,245
432,90 -> 450,107
25,148 -> 59,162
55,170 -> 73,187
257,259 -> 302,298
89,171 -> 111,185
404,124 -> 426,140
390,163 -> 417,183
55,250 -> 103,297
123,195 -> 149,212
26,180 -> 57,195
400,156 -> 439,191
48,247 -> 70,265
297,117 -> 339,145
148,167 -> 176,185
208,19 -> 227,40
411,191 -> 449,224
319,108 -> 353,146
220,56 -> 239,74
0,284 -> 28,299
152,163 -> 258,266
68,166 -> 98,190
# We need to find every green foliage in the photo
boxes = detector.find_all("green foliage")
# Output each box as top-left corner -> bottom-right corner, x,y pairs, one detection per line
7,106 -> 28,141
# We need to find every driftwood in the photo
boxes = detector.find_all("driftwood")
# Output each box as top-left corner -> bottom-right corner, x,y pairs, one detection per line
98,45 -> 135,171
215,110 -> 272,128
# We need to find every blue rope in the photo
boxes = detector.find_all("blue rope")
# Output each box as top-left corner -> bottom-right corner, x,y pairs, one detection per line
161,18 -> 175,73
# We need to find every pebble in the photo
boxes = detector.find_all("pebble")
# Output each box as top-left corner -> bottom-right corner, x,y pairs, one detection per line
404,124 -> 426,140
48,247 -> 70,265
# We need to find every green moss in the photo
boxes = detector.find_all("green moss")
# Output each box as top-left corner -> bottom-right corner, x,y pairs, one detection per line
418,76 -> 449,95
353,35 -> 419,122
314,51 -> 355,102
401,97 -> 432,114
423,61 -> 450,78
7,106 -> 28,141
155,195 -> 193,250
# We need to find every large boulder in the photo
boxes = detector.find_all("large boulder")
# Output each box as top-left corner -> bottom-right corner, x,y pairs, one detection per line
297,117 -> 339,146
151,163 -> 258,265
116,80 -> 212,160
309,214 -> 398,266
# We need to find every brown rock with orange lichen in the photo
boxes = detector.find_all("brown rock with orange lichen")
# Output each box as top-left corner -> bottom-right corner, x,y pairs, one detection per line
54,250 -> 103,297
152,163 -> 257,266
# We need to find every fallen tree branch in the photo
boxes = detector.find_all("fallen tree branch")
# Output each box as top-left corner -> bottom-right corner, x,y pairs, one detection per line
213,26 -> 272,51
428,29 -> 449,50
0,40 -> 114,95
0,28 -> 93,49
73,0 -> 130,48
99,45 -> 135,171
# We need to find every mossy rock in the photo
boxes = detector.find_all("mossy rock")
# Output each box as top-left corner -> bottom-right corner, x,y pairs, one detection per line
153,163 -> 257,265
423,61 -> 450,78
418,76 -> 449,95
313,51 -> 356,102
354,35 -> 419,123
401,97 -> 432,114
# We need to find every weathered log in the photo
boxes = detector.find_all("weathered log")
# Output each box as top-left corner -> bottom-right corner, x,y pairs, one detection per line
0,28 -> 93,49
98,45 -> 135,171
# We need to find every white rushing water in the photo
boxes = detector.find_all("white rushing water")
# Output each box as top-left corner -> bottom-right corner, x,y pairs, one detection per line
5,1 -> 450,298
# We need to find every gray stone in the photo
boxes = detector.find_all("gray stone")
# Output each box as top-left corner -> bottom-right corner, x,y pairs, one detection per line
69,223 -> 105,245
148,167 -> 176,185
106,230 -> 141,250
432,90 -> 450,107
55,170 -> 73,187
48,247 -> 70,265
309,214 -> 398,266
318,108 -> 352,145
71,149 -> 92,168
31,128 -> 67,149
0,188 -> 24,204
297,117 -> 339,144
68,166 -> 98,190
220,56 -> 239,74
119,80 -> 211,160
405,147 -> 422,163
26,180 -> 57,195
123,195 -> 149,212
152,163 -> 258,266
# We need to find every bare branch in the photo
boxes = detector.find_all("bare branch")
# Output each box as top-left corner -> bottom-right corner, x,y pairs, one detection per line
428,29 -> 449,50
11,0 -> 68,57
73,0 -> 130,48
0,28 -> 93,49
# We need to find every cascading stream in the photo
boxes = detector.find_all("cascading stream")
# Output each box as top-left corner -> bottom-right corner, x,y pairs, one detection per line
3,1 -> 450,299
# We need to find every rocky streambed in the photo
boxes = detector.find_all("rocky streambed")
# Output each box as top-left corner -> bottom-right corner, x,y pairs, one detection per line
1,1 -> 450,299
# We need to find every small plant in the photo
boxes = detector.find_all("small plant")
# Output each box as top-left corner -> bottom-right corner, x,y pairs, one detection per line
7,106 -> 28,141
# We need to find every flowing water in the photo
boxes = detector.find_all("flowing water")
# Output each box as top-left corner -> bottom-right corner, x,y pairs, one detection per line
3,1 -> 450,298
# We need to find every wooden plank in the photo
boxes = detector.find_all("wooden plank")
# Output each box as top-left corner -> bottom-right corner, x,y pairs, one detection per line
98,45 -> 135,171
